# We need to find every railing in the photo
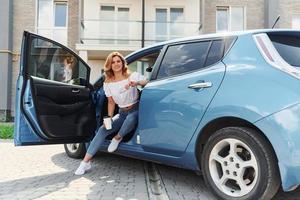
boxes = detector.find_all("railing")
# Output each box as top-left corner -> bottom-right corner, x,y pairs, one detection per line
80,19 -> 201,48
37,27 -> 68,45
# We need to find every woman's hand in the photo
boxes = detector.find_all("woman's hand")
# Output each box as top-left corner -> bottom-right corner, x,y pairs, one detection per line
124,81 -> 138,90
129,81 -> 139,87
124,83 -> 130,90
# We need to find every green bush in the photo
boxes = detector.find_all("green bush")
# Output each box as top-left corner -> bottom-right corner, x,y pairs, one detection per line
0,124 -> 14,139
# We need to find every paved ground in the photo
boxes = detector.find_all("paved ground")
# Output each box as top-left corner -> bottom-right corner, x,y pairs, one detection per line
0,141 -> 148,200
156,165 -> 300,200
1,140 -> 300,200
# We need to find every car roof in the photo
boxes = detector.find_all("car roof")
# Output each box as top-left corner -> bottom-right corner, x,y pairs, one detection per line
126,29 -> 300,58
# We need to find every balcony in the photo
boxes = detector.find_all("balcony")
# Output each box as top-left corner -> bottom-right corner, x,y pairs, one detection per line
77,19 -> 201,56
37,27 -> 68,46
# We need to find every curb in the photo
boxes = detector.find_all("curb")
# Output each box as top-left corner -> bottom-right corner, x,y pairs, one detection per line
144,162 -> 170,200
0,139 -> 13,143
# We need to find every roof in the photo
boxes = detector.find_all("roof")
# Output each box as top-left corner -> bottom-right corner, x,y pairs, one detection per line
127,29 -> 300,58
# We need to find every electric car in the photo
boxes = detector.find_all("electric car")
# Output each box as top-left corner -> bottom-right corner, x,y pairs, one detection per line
14,30 -> 300,200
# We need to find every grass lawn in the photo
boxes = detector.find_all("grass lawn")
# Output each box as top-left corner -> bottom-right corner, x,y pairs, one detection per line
0,124 -> 14,139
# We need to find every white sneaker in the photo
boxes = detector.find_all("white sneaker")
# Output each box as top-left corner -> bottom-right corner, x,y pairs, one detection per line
108,138 -> 122,152
74,161 -> 91,175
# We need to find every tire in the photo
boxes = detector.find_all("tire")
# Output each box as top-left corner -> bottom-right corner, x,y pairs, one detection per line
200,127 -> 280,200
64,143 -> 86,159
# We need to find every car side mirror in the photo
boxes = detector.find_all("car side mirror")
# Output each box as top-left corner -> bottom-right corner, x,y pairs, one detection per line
146,67 -> 153,72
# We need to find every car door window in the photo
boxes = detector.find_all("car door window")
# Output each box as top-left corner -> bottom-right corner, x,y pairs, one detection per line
205,40 -> 224,66
268,34 -> 300,67
156,41 -> 211,79
127,52 -> 160,80
27,37 -> 89,85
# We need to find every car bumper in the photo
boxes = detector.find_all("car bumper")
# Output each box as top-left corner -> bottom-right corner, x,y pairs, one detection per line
255,102 -> 300,191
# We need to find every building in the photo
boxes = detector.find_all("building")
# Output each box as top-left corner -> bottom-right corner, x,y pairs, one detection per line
0,0 -> 299,121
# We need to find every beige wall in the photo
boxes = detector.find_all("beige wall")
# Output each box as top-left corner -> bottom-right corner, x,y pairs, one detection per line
204,0 -> 264,33
68,0 -> 80,51
87,59 -> 105,83
11,0 -> 36,115
11,0 -> 79,116
279,0 -> 300,29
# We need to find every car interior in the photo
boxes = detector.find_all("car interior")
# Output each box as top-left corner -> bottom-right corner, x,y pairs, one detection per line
25,33 -> 161,143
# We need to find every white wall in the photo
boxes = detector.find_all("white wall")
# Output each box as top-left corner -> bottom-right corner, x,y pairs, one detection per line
83,0 -> 200,20
83,0 -> 200,77
82,0 -> 200,45
88,59 -> 105,83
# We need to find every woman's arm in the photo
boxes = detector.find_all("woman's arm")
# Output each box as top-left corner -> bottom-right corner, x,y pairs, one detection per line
107,96 -> 115,117
129,79 -> 148,87
137,79 -> 148,87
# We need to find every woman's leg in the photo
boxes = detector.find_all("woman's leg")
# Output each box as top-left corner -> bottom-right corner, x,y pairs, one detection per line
108,110 -> 138,152
84,127 -> 109,160
75,115 -> 125,175
117,110 -> 138,138
86,114 -> 125,157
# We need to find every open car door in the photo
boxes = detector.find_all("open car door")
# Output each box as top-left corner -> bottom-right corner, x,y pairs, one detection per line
14,31 -> 96,146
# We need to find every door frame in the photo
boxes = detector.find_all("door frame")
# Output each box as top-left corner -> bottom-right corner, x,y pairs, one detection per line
19,31 -> 93,143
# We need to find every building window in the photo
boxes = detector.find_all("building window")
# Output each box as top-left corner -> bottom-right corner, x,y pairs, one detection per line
54,3 -> 67,27
216,6 -> 245,32
156,8 -> 167,41
170,8 -> 184,39
99,5 -> 130,44
38,0 -> 52,28
117,7 -> 130,44
37,0 -> 68,45
155,7 -> 184,42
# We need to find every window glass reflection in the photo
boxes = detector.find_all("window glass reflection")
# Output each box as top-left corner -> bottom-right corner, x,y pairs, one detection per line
157,41 -> 210,79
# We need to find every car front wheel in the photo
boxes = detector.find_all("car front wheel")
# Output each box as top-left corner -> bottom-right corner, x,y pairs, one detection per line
64,143 -> 86,159
201,127 -> 280,200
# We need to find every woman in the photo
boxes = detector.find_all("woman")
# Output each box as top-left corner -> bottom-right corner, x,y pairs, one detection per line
55,55 -> 74,83
75,52 -> 148,175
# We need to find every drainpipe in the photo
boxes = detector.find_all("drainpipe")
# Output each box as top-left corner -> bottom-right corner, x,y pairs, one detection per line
199,0 -> 203,34
78,0 -> 83,44
0,0 -> 13,121
141,0 -> 145,48
200,0 -> 205,34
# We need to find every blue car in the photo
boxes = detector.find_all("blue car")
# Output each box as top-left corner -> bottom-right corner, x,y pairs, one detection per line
14,30 -> 300,200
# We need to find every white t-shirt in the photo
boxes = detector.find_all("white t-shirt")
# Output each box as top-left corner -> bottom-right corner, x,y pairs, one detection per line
103,72 -> 146,108
63,68 -> 72,82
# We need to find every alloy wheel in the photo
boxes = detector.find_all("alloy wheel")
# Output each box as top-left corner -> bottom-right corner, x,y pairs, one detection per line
209,138 -> 258,197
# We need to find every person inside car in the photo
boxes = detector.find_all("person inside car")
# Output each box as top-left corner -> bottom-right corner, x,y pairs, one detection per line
54,55 -> 74,83
75,51 -> 148,175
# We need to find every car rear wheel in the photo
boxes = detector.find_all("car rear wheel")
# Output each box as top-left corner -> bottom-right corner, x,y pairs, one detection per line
64,143 -> 86,159
201,127 -> 280,200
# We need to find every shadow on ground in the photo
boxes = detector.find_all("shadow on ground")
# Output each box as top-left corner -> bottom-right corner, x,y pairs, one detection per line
51,152 -> 148,199
1,150 -> 300,200
156,164 -> 300,200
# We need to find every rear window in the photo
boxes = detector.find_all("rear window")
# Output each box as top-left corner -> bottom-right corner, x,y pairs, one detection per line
205,40 -> 224,66
268,34 -> 300,67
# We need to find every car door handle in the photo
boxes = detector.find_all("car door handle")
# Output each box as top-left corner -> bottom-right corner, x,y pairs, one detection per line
188,82 -> 212,89
72,88 -> 80,93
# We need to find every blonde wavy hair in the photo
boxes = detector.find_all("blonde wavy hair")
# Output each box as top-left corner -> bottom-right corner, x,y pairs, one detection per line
103,52 -> 130,81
